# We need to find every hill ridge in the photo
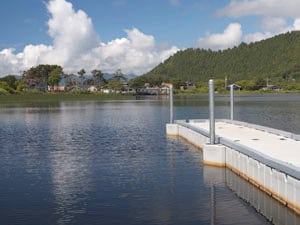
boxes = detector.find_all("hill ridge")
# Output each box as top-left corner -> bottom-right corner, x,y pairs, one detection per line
130,31 -> 300,87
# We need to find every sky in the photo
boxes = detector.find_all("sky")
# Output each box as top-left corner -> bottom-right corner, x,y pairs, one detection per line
0,0 -> 300,77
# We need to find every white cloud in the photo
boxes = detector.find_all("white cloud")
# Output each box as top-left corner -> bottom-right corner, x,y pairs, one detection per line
260,17 -> 287,32
170,0 -> 180,6
0,49 -> 21,74
217,0 -> 300,18
0,0 -> 179,76
243,17 -> 300,43
215,1 -> 300,44
196,23 -> 242,50
88,28 -> 179,75
47,0 -> 100,60
243,31 -> 273,43
293,18 -> 300,30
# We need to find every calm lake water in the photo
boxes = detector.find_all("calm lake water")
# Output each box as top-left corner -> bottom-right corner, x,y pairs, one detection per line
0,94 -> 299,225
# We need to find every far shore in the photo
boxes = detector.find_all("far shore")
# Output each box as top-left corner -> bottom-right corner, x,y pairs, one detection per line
1,91 -> 300,105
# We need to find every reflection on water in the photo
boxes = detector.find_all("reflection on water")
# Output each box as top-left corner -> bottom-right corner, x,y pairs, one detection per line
203,165 -> 300,225
225,168 -> 300,225
48,117 -> 94,224
0,95 -> 299,224
203,166 -> 272,225
203,165 -> 300,224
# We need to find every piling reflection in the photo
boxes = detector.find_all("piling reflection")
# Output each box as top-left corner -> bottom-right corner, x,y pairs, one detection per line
203,165 -> 300,224
225,168 -> 300,225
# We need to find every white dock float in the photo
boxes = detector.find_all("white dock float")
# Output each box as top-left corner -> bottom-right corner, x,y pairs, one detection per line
166,119 -> 300,214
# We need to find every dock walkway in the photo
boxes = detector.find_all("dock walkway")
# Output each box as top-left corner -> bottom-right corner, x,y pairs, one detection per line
188,120 -> 300,168
167,119 -> 300,214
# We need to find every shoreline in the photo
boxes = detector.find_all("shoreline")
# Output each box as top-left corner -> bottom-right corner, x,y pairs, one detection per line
0,93 -> 136,104
0,91 -> 299,104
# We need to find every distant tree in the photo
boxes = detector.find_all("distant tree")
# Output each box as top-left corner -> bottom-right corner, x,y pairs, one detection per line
172,79 -> 185,89
254,77 -> 266,89
91,69 -> 106,87
106,80 -> 124,91
16,81 -> 28,92
83,78 -> 94,85
128,76 -> 145,88
64,73 -> 78,88
77,69 -> 86,88
0,75 -> 17,90
236,80 -> 256,91
48,67 -> 63,87
0,81 -> 13,93
23,64 -> 63,91
112,69 -> 127,82
130,31 -> 300,86
214,79 -> 226,92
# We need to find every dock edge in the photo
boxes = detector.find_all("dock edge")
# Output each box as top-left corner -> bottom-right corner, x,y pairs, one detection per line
166,121 -> 300,215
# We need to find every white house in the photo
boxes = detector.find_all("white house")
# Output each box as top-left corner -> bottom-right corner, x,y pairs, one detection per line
88,86 -> 98,92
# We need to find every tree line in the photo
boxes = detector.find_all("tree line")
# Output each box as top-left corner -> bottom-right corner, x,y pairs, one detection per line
0,65 -> 128,94
130,31 -> 300,91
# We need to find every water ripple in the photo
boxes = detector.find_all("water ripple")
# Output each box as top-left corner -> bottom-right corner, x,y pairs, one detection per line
0,97 -> 298,224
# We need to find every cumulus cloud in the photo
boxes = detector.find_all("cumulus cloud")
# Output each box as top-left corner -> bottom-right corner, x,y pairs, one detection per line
0,49 -> 21,74
90,28 -> 179,74
217,0 -> 300,18
243,17 -> 300,43
47,0 -> 100,60
292,18 -> 300,30
243,31 -> 273,43
260,17 -> 287,32
196,23 -> 242,50
215,0 -> 300,44
0,0 -> 179,76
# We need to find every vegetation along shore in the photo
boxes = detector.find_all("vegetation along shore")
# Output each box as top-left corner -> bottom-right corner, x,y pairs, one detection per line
1,31 -> 300,97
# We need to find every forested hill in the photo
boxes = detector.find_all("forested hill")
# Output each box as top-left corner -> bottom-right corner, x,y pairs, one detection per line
131,31 -> 300,86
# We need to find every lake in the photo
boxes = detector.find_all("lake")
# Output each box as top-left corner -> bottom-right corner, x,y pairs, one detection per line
0,94 -> 299,225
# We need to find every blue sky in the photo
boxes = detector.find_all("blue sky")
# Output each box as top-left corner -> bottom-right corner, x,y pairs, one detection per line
0,0 -> 229,50
0,0 -> 300,76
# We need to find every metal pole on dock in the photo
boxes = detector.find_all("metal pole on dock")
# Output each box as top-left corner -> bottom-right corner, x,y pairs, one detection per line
230,84 -> 234,120
170,84 -> 174,123
209,79 -> 215,144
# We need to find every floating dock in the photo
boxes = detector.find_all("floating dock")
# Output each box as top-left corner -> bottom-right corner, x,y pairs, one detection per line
166,119 -> 300,214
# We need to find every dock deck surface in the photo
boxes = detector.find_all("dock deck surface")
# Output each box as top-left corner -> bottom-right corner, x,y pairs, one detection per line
188,121 -> 300,168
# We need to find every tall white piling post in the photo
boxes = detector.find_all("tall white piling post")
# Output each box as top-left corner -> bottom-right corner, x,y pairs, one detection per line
170,84 -> 174,123
230,84 -> 234,121
209,79 -> 215,144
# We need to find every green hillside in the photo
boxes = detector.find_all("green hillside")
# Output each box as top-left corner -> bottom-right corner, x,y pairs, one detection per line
130,31 -> 300,90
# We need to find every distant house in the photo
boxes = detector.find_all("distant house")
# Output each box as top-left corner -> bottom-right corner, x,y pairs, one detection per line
137,83 -> 172,95
226,84 -> 241,91
88,86 -> 98,92
122,87 -> 136,94
48,78 -> 65,92
100,88 -> 113,94
180,81 -> 196,90
161,83 -> 172,94
262,85 -> 281,91
25,78 -> 47,92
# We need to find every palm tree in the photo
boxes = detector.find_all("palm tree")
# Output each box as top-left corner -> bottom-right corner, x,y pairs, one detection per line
112,69 -> 127,82
91,69 -> 106,88
77,69 -> 86,89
